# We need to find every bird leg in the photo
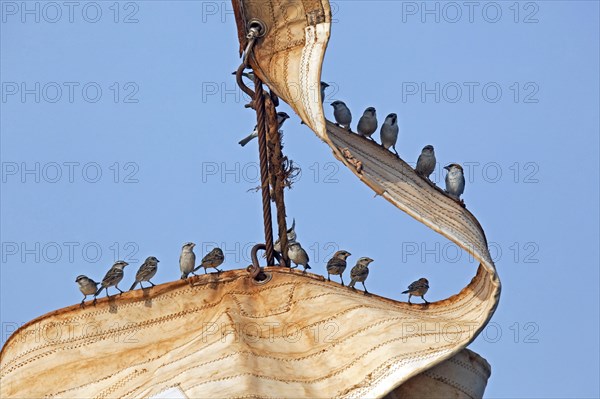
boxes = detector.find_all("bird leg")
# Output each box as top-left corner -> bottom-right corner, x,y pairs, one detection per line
80,296 -> 86,308
139,282 -> 144,289
150,281 -> 156,287
216,268 -> 223,273
340,276 -> 345,286
116,286 -> 124,295
362,282 -> 369,295
408,294 -> 412,304
422,295 -> 429,304
392,146 -> 399,157
327,273 -> 331,282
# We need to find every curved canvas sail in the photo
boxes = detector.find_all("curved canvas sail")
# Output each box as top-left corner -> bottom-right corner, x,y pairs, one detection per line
1,269 -> 492,398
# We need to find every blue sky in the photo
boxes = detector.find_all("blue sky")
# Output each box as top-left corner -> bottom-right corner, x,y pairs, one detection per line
1,1 -> 599,397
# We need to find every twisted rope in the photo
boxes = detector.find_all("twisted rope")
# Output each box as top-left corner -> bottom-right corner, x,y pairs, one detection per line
265,94 -> 289,267
253,80 -> 275,267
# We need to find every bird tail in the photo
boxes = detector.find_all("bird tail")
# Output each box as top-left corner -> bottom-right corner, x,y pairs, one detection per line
238,134 -> 254,147
348,279 -> 356,288
95,286 -> 104,296
130,281 -> 138,291
192,265 -> 203,273
401,289 -> 409,294
305,264 -> 311,270
180,273 -> 188,280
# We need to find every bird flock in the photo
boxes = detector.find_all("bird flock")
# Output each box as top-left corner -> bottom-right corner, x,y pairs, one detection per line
76,220 -> 429,308
329,95 -> 465,203
236,77 -> 466,203
76,76 -> 473,308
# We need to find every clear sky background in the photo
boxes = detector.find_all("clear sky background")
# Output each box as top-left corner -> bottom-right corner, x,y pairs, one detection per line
1,1 -> 599,398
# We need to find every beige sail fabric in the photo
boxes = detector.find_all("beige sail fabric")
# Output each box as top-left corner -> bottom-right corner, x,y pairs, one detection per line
384,348 -> 491,399
1,268 -> 492,398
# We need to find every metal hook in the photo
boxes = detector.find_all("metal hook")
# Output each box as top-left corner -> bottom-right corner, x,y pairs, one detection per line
247,243 -> 273,283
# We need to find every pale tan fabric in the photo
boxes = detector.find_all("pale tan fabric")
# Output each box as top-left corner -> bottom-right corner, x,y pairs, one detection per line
384,349 -> 491,399
1,268 -> 492,398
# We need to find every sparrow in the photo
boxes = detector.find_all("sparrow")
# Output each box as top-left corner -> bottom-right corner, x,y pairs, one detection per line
238,111 -> 290,147
75,275 -> 99,307
326,250 -> 351,286
415,145 -> 436,179
348,257 -> 374,294
444,163 -> 465,200
274,218 -> 296,253
380,113 -> 399,156
331,100 -> 352,130
95,261 -> 129,299
402,278 -> 430,304
357,107 -> 378,140
129,256 -> 160,290
320,81 -> 330,104
179,242 -> 197,279
301,82 -> 331,125
194,247 -> 225,274
232,70 -> 255,81
288,241 -> 311,272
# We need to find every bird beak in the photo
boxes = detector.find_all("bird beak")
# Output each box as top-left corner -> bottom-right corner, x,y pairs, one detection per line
444,165 -> 450,171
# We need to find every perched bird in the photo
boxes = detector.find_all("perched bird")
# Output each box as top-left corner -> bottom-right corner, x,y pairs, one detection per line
380,113 -> 399,156
357,107 -> 378,140
75,275 -> 99,307
444,163 -> 465,200
179,242 -> 197,279
95,261 -> 129,298
194,247 -> 225,274
274,218 -> 296,253
288,241 -> 311,272
129,256 -> 160,290
238,111 -> 290,147
231,70 -> 255,81
320,81 -> 330,104
415,145 -> 436,179
331,100 -> 352,130
402,278 -> 430,304
301,82 -> 331,125
326,250 -> 352,286
348,257 -> 374,294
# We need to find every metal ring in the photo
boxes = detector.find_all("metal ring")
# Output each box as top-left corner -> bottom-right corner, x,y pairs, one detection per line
252,271 -> 272,285
247,19 -> 267,38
